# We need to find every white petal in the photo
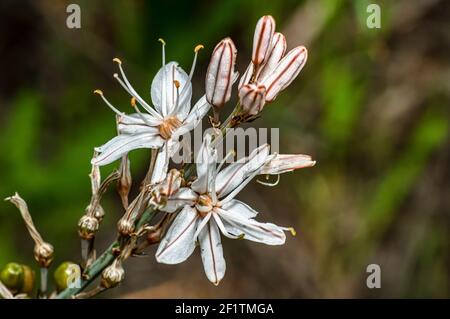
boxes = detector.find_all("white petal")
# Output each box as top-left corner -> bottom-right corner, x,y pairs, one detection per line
215,144 -> 270,197
117,114 -> 161,135
117,113 -> 162,127
92,133 -> 165,166
151,62 -> 192,117
252,15 -> 275,66
221,199 -> 258,219
198,219 -> 226,285
261,154 -> 316,175
258,32 -> 287,81
191,134 -> 217,194
217,208 -> 286,245
150,140 -> 179,184
163,188 -> 198,213
155,206 -> 198,264
262,46 -> 307,102
172,95 -> 211,139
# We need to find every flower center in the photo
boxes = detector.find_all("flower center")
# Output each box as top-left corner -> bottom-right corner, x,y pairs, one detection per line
158,116 -> 181,140
195,194 -> 214,217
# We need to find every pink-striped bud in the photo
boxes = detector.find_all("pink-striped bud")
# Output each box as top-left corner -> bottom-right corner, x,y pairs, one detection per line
258,32 -> 287,81
262,46 -> 307,102
261,154 -> 316,175
206,38 -> 237,108
252,15 -> 276,66
239,83 -> 267,116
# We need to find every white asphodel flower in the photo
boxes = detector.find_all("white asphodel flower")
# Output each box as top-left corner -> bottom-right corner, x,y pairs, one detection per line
91,40 -> 210,184
155,134 -> 315,285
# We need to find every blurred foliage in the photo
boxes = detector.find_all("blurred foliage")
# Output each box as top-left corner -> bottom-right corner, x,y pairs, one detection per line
0,0 -> 448,298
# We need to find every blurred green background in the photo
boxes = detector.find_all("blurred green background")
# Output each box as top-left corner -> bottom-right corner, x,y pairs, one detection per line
0,0 -> 448,298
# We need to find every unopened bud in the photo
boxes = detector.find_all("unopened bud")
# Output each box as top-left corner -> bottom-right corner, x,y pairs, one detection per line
239,83 -> 267,116
257,32 -> 287,81
206,38 -> 237,109
117,218 -> 135,236
159,169 -> 182,197
118,155 -> 132,208
146,228 -> 162,245
78,215 -> 99,240
101,260 -> 124,289
262,46 -> 307,102
252,15 -> 275,66
34,242 -> 54,268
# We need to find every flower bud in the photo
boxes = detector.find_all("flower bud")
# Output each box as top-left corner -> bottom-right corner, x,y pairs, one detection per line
118,155 -> 132,209
257,32 -> 287,81
146,228 -> 162,245
117,218 -> 135,236
78,215 -> 99,240
34,242 -> 54,268
261,154 -> 316,175
53,262 -> 81,292
159,169 -> 182,197
206,37 -> 237,109
239,83 -> 267,116
252,15 -> 275,66
262,46 -> 307,102
101,261 -> 124,289
0,262 -> 35,294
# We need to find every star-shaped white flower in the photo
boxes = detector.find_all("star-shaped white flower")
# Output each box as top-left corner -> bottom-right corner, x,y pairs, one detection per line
155,134 -> 315,285
92,42 -> 210,184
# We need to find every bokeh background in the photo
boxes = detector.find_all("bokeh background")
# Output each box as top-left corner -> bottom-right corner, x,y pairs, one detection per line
0,0 -> 449,298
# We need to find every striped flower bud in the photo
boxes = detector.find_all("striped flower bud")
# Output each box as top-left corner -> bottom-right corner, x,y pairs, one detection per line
261,154 -> 316,175
252,15 -> 275,66
262,46 -> 307,102
258,32 -> 287,81
239,83 -> 267,116
205,38 -> 237,109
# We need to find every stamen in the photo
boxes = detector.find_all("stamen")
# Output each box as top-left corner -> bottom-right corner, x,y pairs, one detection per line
94,89 -> 130,118
256,174 -> 280,186
158,38 -> 166,65
158,38 -> 167,116
189,44 -> 204,79
112,60 -> 162,119
173,80 -> 180,110
289,227 -> 297,236
130,97 -> 154,126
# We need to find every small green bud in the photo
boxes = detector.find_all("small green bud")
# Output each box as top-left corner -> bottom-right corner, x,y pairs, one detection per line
53,262 -> 81,292
0,262 -> 35,294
